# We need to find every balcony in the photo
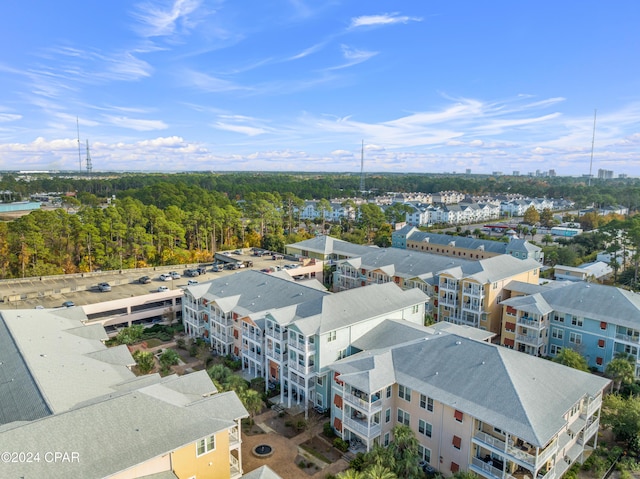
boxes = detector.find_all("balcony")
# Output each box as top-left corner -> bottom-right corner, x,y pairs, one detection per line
462,302 -> 482,312
615,333 -> 640,343
463,286 -> 484,297
266,327 -> 286,341
230,453 -> 241,479
578,419 -> 599,445
517,316 -> 542,328
440,295 -> 459,307
243,329 -> 262,343
440,282 -> 458,292
580,396 -> 602,418
266,349 -> 284,362
243,348 -> 262,361
211,315 -> 232,327
343,391 -> 382,413
343,415 -> 381,439
289,361 -> 314,376
472,431 -> 557,469
470,456 -> 516,479
229,427 -> 240,448
516,334 -> 545,347
288,337 -> 313,353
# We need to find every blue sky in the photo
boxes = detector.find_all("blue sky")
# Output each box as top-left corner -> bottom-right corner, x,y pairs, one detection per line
0,1 -> 639,176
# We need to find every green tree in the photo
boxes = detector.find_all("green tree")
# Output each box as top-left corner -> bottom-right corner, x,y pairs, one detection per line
605,353 -> 636,393
338,470 -> 365,479
542,234 -> 554,246
523,206 -> 540,225
364,464 -> 397,479
601,394 -> 640,453
115,325 -> 145,345
552,348 -> 589,372
239,388 -> 264,426
540,208 -> 555,228
159,349 -> 181,368
132,350 -> 155,374
359,203 -> 386,243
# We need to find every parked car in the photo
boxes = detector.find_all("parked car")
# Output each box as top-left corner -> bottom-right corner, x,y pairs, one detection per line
98,282 -> 111,292
62,301 -> 75,308
187,279 -> 199,285
232,249 -> 242,255
272,254 -> 284,260
159,274 -> 172,281
138,276 -> 151,284
211,264 -> 222,272
170,271 -> 181,279
196,266 -> 207,275
184,269 -> 199,277
157,286 -> 169,292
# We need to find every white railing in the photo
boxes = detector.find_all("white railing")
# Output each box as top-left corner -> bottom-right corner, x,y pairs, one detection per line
343,416 -> 381,438
266,349 -> 283,362
615,333 -> 640,343
517,317 -> 542,328
516,334 -> 545,346
581,397 -> 602,418
289,361 -> 314,376
343,392 -> 383,412
470,457 -> 516,479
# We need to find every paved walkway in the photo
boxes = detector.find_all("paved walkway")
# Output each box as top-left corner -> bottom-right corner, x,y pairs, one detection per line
241,410 -> 349,479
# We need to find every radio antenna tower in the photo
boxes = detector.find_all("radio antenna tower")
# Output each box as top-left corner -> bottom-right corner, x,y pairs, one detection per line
359,140 -> 365,194
76,117 -> 82,172
86,139 -> 93,176
588,109 -> 597,187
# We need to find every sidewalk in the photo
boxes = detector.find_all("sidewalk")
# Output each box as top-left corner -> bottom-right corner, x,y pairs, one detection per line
242,409 -> 349,479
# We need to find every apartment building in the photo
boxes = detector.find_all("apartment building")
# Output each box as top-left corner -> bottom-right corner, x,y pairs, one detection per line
393,227 -> 543,263
329,329 -> 609,479
500,282 -> 640,376
182,270 -> 428,415
285,235 -> 376,261
436,255 -> 540,334
0,308 -> 251,479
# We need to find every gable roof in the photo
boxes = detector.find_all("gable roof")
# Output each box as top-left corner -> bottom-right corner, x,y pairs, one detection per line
333,333 -> 609,447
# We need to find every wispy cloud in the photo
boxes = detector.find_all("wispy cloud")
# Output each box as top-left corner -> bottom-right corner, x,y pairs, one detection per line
213,122 -> 266,136
0,113 -> 22,123
350,13 -> 422,28
326,45 -> 378,70
132,0 -> 204,38
103,115 -> 168,131
183,69 -> 250,93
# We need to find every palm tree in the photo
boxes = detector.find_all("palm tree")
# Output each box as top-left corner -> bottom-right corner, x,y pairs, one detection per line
365,464 -> 397,479
338,470 -> 365,479
239,389 -> 264,426
543,234 -> 553,246
605,352 -> 635,392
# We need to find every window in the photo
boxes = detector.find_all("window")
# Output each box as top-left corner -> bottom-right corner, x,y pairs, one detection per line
397,408 -> 410,426
386,386 -> 392,398
451,462 -> 460,473
571,316 -> 583,327
600,321 -> 607,330
454,410 -> 463,422
399,385 -> 412,402
550,344 -> 562,355
419,419 -> 433,437
196,435 -> 216,456
384,433 -> 390,447
552,328 -> 564,340
553,314 -> 564,323
505,322 -> 516,333
385,408 -> 391,423
569,332 -> 582,345
420,394 -> 427,409
418,445 -> 431,463
327,331 -> 336,342
598,339 -> 605,348
452,435 -> 462,449
596,357 -> 603,365
316,375 -> 324,386
427,397 -> 434,412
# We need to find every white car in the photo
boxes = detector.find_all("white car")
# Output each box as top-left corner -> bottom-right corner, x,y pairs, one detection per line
170,271 -> 181,279
157,286 -> 169,292
187,279 -> 198,285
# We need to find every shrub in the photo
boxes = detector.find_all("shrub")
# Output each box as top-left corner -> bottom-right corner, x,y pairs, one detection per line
333,438 -> 349,452
223,354 -> 241,370
323,422 -> 336,438
298,460 -> 307,469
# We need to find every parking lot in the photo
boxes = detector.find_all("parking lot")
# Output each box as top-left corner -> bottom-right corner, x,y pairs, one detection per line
0,249 -> 297,310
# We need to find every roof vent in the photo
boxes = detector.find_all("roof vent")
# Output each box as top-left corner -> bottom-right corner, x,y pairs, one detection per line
456,341 -> 462,345
481,361 -> 485,365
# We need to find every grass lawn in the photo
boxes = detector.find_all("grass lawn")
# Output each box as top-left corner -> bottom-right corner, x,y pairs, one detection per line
144,338 -> 163,348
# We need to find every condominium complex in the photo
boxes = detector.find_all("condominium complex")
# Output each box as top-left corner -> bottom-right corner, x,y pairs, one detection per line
0,308 -> 251,479
501,281 -> 640,376
182,270 -> 428,414
330,327 -> 609,479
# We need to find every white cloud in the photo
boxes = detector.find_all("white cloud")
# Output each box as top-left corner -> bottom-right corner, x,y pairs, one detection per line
350,13 -> 422,28
132,0 -> 204,38
184,69 -> 249,92
103,115 -> 168,131
213,122 -> 266,136
326,45 -> 378,70
0,113 -> 22,123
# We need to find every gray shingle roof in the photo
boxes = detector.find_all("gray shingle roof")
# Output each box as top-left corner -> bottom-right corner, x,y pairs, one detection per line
333,333 -> 609,447
242,465 -> 284,479
287,235 -> 376,257
0,377 -> 247,479
409,231 -> 509,254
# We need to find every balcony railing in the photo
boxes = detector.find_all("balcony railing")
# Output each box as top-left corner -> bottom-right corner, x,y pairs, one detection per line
229,454 -> 241,479
470,457 -> 516,479
473,431 -> 557,469
462,302 -> 482,312
266,327 -> 286,341
288,337 -> 313,352
516,334 -> 545,347
440,295 -> 459,306
463,287 -> 484,296
266,349 -> 284,362
229,428 -> 240,448
343,416 -> 381,438
581,397 -> 602,418
615,333 -> 640,343
517,317 -> 542,328
343,392 -> 383,412
243,348 -> 262,361
578,420 -> 600,445
289,361 -> 314,376
211,316 -> 233,327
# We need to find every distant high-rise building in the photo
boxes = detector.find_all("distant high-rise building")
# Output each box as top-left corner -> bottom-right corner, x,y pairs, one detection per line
512,170 -> 520,176
598,169 -> 614,179
466,168 -> 471,175
619,173 -> 628,179
492,171 -> 503,176
548,169 -> 556,177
